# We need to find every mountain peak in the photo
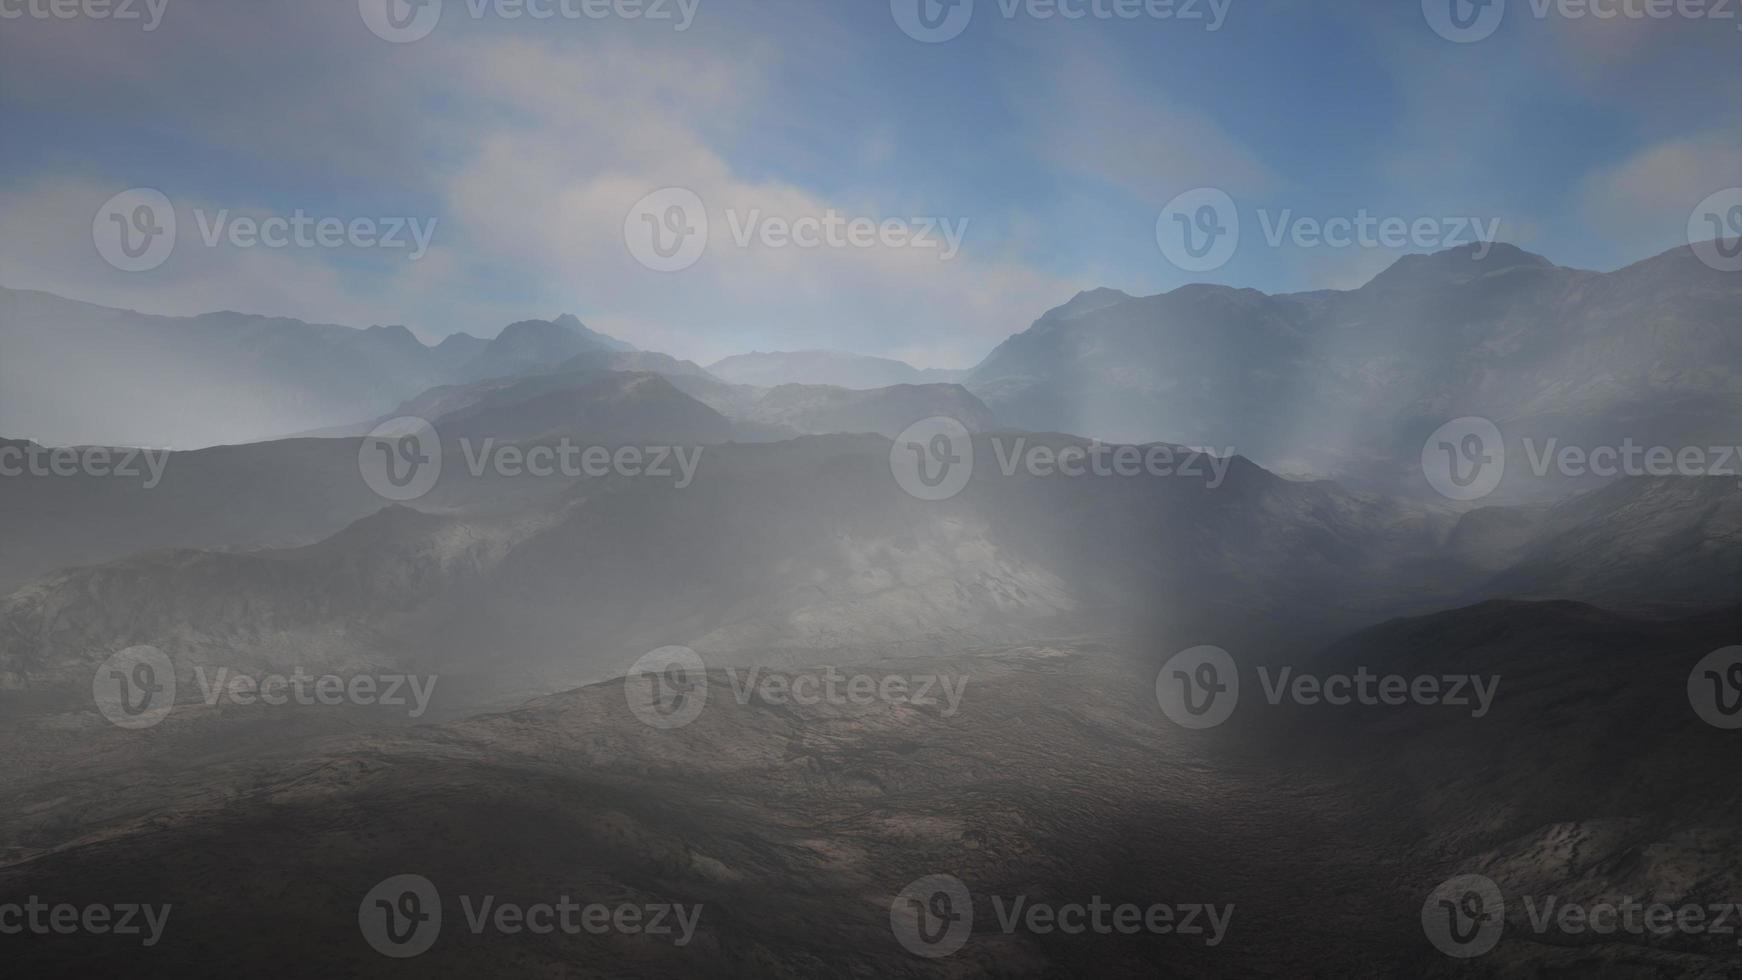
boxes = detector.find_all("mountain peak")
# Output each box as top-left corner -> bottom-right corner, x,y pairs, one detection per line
1365,242 -> 1554,290
553,313 -> 586,332
1045,287 -> 1132,321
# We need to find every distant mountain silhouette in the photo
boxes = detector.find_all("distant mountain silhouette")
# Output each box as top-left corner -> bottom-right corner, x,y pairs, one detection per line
965,243 -> 1742,498
708,349 -> 965,389
0,288 -> 631,448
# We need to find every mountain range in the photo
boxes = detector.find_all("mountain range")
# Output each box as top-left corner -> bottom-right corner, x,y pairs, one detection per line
3,240 -> 1740,978
9,242 -> 1738,508
965,244 -> 1742,498
707,350 -> 966,389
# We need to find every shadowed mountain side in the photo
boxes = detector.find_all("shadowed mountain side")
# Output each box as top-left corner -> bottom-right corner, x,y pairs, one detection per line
4,602 -> 1739,976
730,383 -> 998,439
431,372 -> 734,444
1250,600 -> 1742,977
322,359 -> 994,442
1475,476 -> 1742,613
377,351 -> 718,431
0,434 -> 1481,717
0,379 -> 734,594
0,645 -> 1339,977
0,507 -> 521,701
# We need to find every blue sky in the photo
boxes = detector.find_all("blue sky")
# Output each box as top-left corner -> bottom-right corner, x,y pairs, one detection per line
1,0 -> 1737,366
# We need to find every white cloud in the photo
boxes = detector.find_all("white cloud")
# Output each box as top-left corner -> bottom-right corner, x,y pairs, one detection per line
1023,44 -> 1275,202
1577,131 -> 1742,249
